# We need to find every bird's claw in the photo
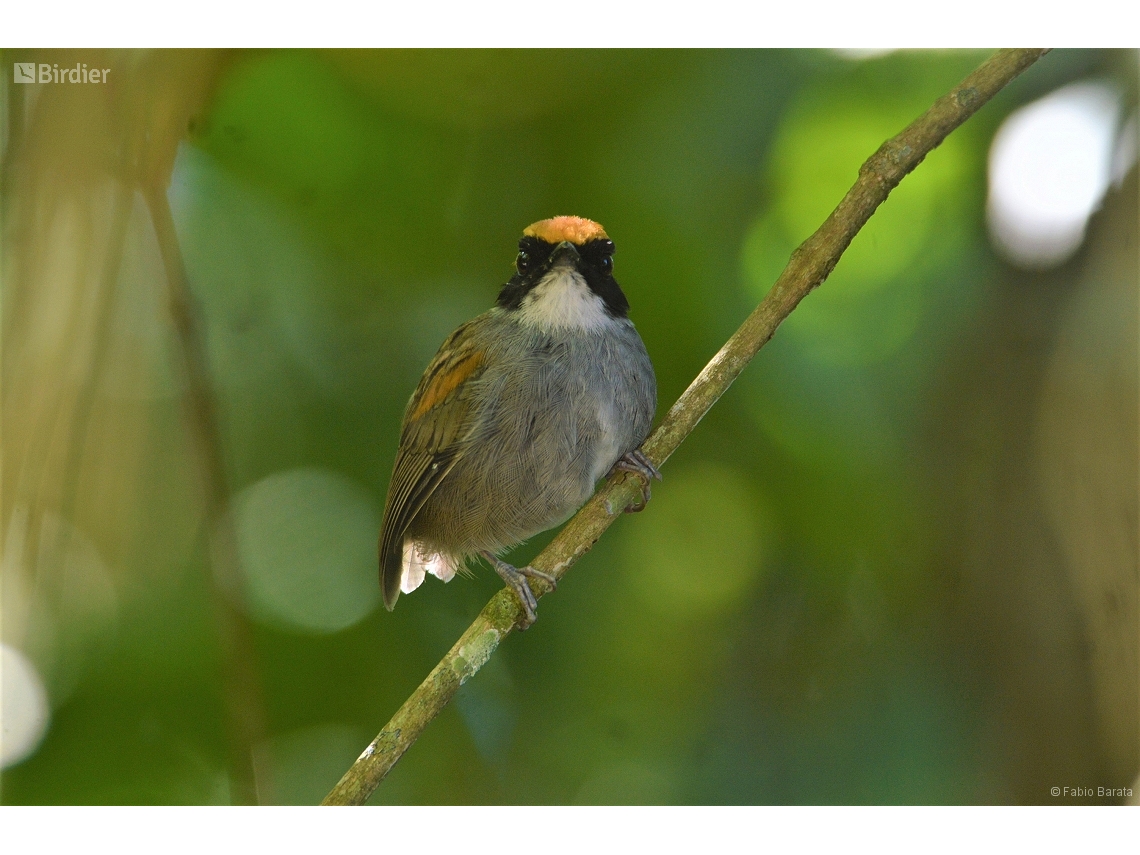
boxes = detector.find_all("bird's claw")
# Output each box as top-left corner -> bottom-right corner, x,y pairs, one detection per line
481,551 -> 556,629
610,449 -> 662,513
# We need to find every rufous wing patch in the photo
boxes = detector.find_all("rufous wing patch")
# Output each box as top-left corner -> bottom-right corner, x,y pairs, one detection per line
524,216 -> 608,246
410,350 -> 484,421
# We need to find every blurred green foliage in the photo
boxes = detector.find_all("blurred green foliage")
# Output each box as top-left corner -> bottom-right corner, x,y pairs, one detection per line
2,48 -> 1135,805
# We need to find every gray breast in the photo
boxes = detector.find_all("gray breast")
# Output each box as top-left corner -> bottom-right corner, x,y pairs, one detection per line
411,313 -> 656,556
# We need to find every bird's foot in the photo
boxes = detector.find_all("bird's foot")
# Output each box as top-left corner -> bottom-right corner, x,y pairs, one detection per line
480,550 -> 557,629
609,448 -> 662,513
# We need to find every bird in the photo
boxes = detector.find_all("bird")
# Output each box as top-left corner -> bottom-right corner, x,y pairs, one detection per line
378,216 -> 659,627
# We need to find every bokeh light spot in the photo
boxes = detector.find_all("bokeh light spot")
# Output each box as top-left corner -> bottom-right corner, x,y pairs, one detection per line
232,468 -> 380,634
833,50 -> 898,61
1,644 -> 51,769
987,80 -> 1124,268
621,463 -> 769,619
743,87 -> 969,366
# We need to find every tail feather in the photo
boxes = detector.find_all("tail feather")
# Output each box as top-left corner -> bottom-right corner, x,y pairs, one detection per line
380,538 -> 404,611
382,538 -> 462,610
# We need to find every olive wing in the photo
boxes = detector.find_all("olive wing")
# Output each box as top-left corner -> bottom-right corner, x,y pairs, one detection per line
379,319 -> 489,609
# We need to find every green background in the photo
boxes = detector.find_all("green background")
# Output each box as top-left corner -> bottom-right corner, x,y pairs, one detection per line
1,48 -> 1136,804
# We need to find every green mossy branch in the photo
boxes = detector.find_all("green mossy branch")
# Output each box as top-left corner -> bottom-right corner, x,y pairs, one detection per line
321,48 -> 1049,806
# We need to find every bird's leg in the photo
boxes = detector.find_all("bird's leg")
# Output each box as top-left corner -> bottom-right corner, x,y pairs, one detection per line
609,448 -> 662,513
480,550 -> 557,629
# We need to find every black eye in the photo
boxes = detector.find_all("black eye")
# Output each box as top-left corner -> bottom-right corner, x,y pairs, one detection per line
600,255 -> 613,273
516,251 -> 530,275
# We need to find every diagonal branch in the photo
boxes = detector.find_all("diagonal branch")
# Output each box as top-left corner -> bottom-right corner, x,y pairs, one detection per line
322,47 -> 1049,806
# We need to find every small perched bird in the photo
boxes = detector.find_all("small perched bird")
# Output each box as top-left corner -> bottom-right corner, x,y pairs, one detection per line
378,216 -> 659,626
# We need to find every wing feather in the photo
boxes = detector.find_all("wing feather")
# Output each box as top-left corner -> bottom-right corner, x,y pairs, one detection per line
379,318 -> 489,609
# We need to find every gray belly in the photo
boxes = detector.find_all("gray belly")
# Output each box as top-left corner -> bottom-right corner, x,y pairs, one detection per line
411,322 -> 655,556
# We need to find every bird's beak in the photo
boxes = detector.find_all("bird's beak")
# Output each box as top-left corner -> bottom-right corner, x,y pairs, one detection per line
549,240 -> 580,267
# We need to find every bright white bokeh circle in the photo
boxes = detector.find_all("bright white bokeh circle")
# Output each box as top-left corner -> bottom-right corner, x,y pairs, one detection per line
987,81 -> 1124,268
1,643 -> 51,769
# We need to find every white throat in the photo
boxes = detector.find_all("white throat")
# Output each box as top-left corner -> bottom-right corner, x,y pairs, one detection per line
516,267 -> 613,332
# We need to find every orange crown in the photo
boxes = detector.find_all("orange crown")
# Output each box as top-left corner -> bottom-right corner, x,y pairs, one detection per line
523,216 -> 609,245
